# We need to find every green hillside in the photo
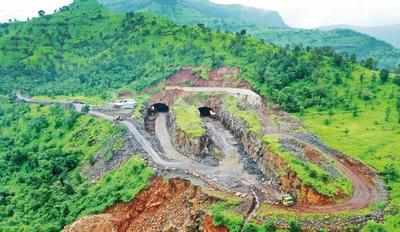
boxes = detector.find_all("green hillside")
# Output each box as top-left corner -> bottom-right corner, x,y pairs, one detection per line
0,0 -> 400,231
253,28 -> 400,69
98,0 -> 288,28
320,24 -> 400,48
0,0 -> 367,114
96,0 -> 400,70
0,97 -> 153,231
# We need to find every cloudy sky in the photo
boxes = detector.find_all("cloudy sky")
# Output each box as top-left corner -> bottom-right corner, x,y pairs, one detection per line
211,0 -> 400,28
0,0 -> 72,22
0,0 -> 399,28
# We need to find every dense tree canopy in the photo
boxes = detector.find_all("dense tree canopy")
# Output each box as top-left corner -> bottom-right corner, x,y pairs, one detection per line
0,98 -> 153,231
0,0 -> 387,113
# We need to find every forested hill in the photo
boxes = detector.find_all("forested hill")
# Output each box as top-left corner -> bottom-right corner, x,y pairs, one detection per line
0,0 -> 397,114
97,0 -> 288,28
97,0 -> 400,69
320,24 -> 400,48
252,28 -> 400,70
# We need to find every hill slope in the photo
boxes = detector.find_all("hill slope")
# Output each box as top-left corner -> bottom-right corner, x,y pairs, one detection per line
0,0 -> 367,113
252,27 -> 400,69
0,0 -> 400,231
97,0 -> 288,28
320,24 -> 400,48
97,0 -> 400,69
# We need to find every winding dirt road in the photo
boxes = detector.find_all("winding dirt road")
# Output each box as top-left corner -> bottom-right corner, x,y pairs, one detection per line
160,87 -> 387,214
16,91 -> 386,214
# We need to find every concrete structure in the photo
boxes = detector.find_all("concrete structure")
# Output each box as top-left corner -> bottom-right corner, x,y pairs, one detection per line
112,99 -> 136,109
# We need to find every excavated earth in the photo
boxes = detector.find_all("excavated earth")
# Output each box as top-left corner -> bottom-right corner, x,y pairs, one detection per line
22,67 -> 387,231
64,177 -> 224,232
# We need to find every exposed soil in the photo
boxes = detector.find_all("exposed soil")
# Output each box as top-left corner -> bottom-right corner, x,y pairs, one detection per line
17,67 -> 388,231
64,177 -> 219,232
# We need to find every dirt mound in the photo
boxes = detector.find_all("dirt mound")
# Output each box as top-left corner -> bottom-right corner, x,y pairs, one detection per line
63,214 -> 118,232
64,178 -> 219,232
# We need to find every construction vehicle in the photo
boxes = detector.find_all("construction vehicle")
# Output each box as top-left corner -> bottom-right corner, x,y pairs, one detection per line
281,194 -> 295,207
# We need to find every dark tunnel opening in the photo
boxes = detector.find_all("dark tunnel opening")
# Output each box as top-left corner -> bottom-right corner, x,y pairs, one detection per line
150,103 -> 170,113
199,107 -> 215,117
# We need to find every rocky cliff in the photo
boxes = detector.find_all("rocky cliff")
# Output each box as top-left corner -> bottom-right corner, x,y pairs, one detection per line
169,111 -> 213,159
217,105 -> 332,205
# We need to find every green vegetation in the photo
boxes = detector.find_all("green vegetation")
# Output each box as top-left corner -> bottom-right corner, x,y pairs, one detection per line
302,67 -> 400,229
361,216 -> 400,232
210,202 -> 244,232
0,0 -> 375,114
173,99 -> 205,138
224,96 -> 263,135
263,136 -> 352,197
99,0 -> 287,28
0,0 -> 399,230
0,98 -> 153,231
99,0 -> 399,70
253,28 -> 400,69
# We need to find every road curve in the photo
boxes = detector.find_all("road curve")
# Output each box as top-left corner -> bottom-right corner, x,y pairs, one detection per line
160,87 -> 387,214
16,91 -> 386,214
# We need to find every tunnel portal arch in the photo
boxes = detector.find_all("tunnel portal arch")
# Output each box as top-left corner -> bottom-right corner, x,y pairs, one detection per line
149,103 -> 169,114
198,106 -> 216,117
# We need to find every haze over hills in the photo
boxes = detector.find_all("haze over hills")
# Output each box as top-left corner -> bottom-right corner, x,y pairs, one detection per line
253,27 -> 400,69
319,24 -> 400,48
97,0 -> 288,28
97,0 -> 400,69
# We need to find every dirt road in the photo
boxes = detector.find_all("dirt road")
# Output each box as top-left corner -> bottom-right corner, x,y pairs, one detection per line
16,92 -> 386,214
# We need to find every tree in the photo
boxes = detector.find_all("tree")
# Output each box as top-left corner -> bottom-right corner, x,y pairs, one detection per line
242,223 -> 258,232
384,107 -> 392,122
38,10 -> 46,17
394,75 -> 400,86
359,74 -> 365,85
396,96 -> 400,123
380,69 -> 390,83
288,221 -> 301,232
262,221 -> 276,232
364,57 -> 376,70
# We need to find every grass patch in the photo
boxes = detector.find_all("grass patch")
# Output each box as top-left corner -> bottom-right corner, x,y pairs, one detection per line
224,95 -> 263,135
210,202 -> 244,232
173,99 -> 206,138
32,95 -> 106,105
263,136 -> 352,197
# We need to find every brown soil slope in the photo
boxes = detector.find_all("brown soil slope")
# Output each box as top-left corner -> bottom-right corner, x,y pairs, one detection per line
64,178 -> 221,232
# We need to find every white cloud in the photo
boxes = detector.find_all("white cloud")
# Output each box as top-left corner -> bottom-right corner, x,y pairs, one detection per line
211,0 -> 400,28
0,0 -> 72,22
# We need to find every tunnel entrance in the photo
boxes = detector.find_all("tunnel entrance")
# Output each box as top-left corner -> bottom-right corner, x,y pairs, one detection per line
149,103 -> 169,113
199,107 -> 215,117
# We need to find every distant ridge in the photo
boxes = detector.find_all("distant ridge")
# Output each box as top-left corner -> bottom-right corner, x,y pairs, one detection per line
97,0 -> 288,28
319,24 -> 400,48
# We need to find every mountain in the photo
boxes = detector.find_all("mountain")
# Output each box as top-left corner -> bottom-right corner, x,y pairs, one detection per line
97,0 -> 288,28
97,0 -> 400,70
252,27 -> 400,69
319,24 -> 400,48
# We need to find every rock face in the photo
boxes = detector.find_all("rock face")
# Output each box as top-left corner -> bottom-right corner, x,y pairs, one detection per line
169,112 -> 213,159
63,178 -> 213,232
217,105 -> 332,205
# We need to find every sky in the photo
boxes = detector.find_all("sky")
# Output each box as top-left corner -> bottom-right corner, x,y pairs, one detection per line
211,0 -> 400,28
0,0 -> 399,28
0,0 -> 73,22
